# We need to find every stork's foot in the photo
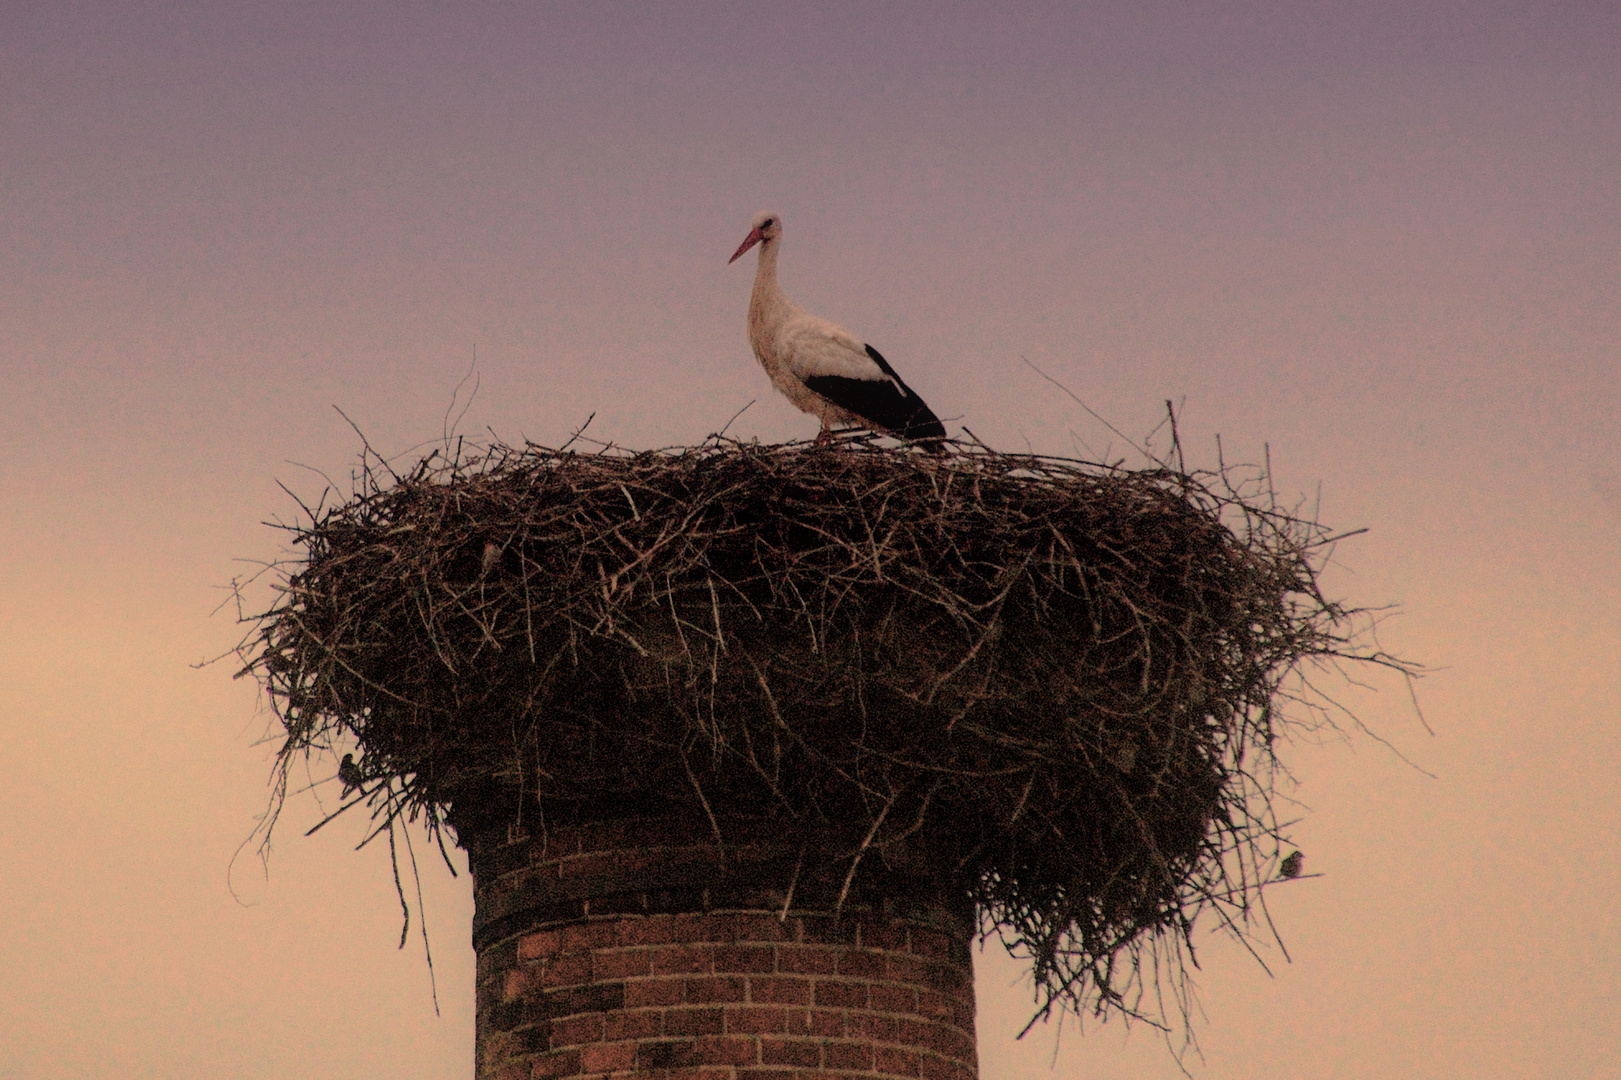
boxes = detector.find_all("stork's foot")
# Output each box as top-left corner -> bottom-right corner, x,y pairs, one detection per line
814,428 -> 834,447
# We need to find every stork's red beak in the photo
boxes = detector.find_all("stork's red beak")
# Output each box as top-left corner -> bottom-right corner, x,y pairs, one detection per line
729,227 -> 764,264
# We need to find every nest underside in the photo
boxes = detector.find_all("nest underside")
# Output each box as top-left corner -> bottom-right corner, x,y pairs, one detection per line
242,435 -> 1369,1030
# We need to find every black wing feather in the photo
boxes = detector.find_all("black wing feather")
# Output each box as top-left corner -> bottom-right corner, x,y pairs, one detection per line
802,344 -> 947,447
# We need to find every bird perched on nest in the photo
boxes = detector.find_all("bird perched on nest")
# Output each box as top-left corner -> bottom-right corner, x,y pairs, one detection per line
729,211 -> 947,451
338,753 -> 363,797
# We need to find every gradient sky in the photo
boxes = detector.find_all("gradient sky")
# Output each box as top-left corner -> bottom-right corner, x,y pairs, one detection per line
2,3 -> 1617,1078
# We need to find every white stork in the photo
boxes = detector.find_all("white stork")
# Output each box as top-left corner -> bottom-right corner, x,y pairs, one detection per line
729,211 -> 947,451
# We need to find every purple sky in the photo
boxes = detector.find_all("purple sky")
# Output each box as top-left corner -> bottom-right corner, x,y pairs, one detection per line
2,3 -> 1617,1078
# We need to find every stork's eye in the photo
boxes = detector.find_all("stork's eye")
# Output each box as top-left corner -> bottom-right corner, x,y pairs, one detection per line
762,218 -> 774,227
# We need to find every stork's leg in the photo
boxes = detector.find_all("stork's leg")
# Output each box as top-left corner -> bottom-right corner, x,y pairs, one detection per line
814,422 -> 834,446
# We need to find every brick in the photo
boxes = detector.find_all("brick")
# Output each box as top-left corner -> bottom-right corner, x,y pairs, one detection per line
636,1035 -> 758,1070
748,976 -> 812,1005
922,1053 -> 978,1080
798,1008 -> 846,1038
916,988 -> 964,1024
483,998 -> 528,1035
712,945 -> 776,974
482,938 -> 522,980
897,1016 -> 931,1048
562,920 -> 621,952
725,914 -> 796,943
874,1045 -> 923,1077
560,850 -> 648,881
542,951 -> 596,989
593,949 -> 654,980
578,1040 -> 636,1073
726,1005 -> 789,1034
479,1024 -> 525,1063
479,1026 -> 514,1067
869,983 -> 919,1015
479,969 -> 509,1008
510,1024 -> 554,1057
909,929 -> 962,963
684,976 -> 746,1004
603,1008 -> 662,1040
922,960 -> 969,994
548,1011 -> 604,1048
650,945 -> 714,975
529,1048 -> 582,1079
672,914 -> 724,943
834,950 -> 887,980
538,983 -> 625,1021
777,945 -> 838,975
643,887 -> 708,916
480,971 -> 514,1012
622,977 -> 683,1008
760,1036 -> 822,1067
813,978 -> 868,1009
861,921 -> 910,951
931,1025 -> 976,1061
884,952 -> 928,982
848,1012 -> 899,1042
504,965 -> 545,1002
694,1035 -> 760,1067
824,1041 -> 876,1071
664,1006 -> 726,1036
617,916 -> 679,947
799,918 -> 859,947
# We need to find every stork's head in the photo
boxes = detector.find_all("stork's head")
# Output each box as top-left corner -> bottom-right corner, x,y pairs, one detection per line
729,210 -> 782,263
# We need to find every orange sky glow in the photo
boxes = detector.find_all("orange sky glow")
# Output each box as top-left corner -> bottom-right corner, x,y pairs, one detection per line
1,3 -> 1617,1078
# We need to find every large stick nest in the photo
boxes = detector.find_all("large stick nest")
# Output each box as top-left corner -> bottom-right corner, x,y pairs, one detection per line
238,434 -> 1397,1033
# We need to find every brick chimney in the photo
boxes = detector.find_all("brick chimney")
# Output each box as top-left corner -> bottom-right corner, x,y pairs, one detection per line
457,814 -> 979,1080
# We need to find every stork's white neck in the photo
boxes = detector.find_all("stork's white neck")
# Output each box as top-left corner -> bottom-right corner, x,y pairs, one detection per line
751,237 -> 783,298
748,238 -> 794,340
